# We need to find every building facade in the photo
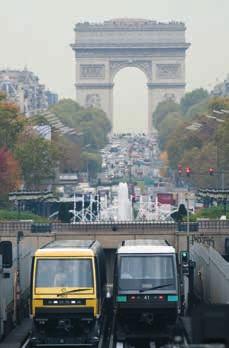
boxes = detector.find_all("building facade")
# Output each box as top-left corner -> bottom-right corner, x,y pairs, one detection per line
0,68 -> 58,116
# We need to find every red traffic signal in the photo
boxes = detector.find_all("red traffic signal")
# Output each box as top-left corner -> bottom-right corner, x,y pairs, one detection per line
208,167 -> 214,176
186,166 -> 191,176
178,164 -> 182,175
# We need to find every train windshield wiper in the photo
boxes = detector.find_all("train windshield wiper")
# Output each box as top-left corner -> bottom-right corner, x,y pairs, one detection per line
139,283 -> 173,292
57,288 -> 92,296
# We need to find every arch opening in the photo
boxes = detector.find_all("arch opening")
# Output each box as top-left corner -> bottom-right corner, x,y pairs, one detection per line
113,67 -> 148,134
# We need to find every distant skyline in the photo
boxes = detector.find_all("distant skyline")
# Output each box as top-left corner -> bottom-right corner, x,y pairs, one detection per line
1,0 -> 229,131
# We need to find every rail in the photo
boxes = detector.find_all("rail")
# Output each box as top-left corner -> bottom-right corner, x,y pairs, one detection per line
0,220 -> 229,234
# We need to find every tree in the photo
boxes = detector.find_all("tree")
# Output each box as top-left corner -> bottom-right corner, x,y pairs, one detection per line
49,99 -> 111,149
0,97 -> 26,149
55,136 -> 81,173
0,147 -> 21,199
208,96 -> 229,112
0,92 -> 5,102
153,100 -> 180,128
184,98 -> 209,120
180,88 -> 209,115
154,93 -> 229,188
80,151 -> 102,178
15,133 -> 59,188
165,123 -> 203,169
177,143 -> 217,187
214,118 -> 229,187
48,99 -> 111,178
157,112 -> 184,149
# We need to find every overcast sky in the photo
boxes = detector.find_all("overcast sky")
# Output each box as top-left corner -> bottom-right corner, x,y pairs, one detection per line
0,0 -> 229,132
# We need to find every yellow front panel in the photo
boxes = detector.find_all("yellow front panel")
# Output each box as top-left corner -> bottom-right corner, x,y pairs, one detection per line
32,255 -> 100,317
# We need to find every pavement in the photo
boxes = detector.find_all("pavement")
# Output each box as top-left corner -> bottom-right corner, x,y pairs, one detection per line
0,318 -> 31,348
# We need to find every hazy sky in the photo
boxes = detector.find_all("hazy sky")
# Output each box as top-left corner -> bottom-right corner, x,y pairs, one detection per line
1,0 -> 229,132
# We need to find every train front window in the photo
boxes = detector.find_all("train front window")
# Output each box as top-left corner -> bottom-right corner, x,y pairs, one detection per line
35,259 -> 93,288
119,255 -> 175,291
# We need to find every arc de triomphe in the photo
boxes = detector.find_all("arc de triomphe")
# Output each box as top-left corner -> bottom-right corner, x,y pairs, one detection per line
71,19 -> 190,133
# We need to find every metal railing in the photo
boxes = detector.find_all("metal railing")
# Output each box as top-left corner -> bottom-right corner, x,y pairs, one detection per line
0,220 -> 229,234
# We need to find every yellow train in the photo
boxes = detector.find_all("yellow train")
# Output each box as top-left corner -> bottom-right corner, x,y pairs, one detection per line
30,240 -> 107,347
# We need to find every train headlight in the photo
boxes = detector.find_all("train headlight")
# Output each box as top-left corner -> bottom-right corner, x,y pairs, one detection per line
35,318 -> 48,325
90,336 -> 99,344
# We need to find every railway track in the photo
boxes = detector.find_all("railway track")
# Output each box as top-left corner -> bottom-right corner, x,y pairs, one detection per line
20,337 -> 31,348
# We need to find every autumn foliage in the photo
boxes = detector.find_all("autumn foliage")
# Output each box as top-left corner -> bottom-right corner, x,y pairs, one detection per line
0,147 -> 21,196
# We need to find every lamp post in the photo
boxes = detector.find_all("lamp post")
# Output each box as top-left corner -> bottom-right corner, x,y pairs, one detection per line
215,140 -> 226,190
83,144 -> 91,182
185,192 -> 190,252
186,112 -> 228,189
16,231 -> 24,324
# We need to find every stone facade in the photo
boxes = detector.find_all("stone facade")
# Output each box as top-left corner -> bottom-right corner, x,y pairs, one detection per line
71,19 -> 190,133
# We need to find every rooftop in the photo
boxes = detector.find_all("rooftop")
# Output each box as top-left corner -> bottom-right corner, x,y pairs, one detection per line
42,240 -> 95,249
118,240 -> 175,254
75,18 -> 186,31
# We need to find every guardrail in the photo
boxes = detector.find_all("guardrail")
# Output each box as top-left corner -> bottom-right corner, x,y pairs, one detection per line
0,220 -> 229,234
52,221 -> 177,232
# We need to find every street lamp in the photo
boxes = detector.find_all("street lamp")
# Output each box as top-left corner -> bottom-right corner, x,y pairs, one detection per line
186,114 -> 227,189
82,144 -> 92,182
185,192 -> 190,253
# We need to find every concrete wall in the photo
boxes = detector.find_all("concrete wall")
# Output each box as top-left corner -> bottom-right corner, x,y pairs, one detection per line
191,243 -> 229,304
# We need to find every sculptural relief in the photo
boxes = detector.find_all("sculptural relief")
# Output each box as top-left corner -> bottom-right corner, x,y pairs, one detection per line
163,93 -> 176,101
85,94 -> 101,108
156,64 -> 182,79
80,65 -> 105,79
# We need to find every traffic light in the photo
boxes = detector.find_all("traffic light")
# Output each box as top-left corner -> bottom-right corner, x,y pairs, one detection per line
180,250 -> 189,264
178,164 -> 182,175
186,166 -> 191,177
208,167 -> 214,176
180,250 -> 190,275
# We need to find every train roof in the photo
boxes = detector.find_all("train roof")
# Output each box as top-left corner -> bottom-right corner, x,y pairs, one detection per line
34,240 -> 100,257
117,239 -> 175,254
41,240 -> 95,249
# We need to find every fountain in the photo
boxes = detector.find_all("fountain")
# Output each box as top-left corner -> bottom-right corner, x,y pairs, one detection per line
117,182 -> 132,221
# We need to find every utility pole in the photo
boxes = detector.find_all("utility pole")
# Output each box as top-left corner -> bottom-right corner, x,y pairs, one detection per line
16,231 -> 23,324
185,193 -> 190,253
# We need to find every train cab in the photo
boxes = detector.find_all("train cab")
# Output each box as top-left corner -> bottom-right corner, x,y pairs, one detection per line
113,240 -> 181,344
31,240 -> 106,347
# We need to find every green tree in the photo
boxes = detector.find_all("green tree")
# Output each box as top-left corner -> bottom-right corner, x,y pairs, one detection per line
49,99 -> 111,149
48,99 -> 111,178
165,123 -> 203,169
15,133 -> 59,188
55,136 -> 81,173
81,151 -> 102,178
180,88 -> 209,115
153,100 -> 180,128
184,98 -> 209,120
157,112 -> 184,149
